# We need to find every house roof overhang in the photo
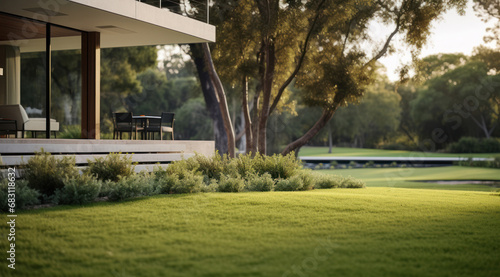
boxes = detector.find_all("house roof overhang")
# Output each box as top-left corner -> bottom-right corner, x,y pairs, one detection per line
0,0 -> 215,52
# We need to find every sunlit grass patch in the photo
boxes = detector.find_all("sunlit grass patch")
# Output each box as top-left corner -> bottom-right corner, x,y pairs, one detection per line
0,188 -> 499,276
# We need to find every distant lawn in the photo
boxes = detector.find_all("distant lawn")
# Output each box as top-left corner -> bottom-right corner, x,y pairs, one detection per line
1,188 -> 499,277
298,146 -> 500,158
319,166 -> 500,192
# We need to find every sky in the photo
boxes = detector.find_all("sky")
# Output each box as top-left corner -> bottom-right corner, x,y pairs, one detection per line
379,1 -> 496,81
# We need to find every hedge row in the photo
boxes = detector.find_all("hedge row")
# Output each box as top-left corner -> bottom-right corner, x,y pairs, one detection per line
0,151 -> 365,211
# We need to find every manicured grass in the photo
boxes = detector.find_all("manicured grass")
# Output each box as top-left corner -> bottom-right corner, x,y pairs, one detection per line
299,146 -> 500,158
320,166 -> 500,191
1,188 -> 499,276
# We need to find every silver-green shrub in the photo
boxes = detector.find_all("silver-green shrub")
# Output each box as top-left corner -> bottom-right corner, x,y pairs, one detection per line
23,150 -> 79,196
217,175 -> 245,192
0,179 -> 40,211
54,175 -> 102,205
245,173 -> 274,192
85,153 -> 135,182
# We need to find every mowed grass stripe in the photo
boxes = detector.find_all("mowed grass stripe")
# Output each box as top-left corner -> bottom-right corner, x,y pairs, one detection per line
321,166 -> 500,191
1,188 -> 499,277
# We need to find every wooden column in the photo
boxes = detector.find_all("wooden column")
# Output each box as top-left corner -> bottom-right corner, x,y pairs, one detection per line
81,32 -> 100,139
46,24 -> 51,139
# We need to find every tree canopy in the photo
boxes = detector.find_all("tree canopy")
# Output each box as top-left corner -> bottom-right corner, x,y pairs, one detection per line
411,53 -> 500,143
208,0 -> 467,155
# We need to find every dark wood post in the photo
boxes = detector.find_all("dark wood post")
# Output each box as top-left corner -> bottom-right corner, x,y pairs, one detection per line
81,32 -> 101,139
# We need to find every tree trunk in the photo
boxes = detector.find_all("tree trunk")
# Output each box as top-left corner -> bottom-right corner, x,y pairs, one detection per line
328,124 -> 333,154
201,43 -> 236,158
189,43 -> 228,155
242,75 -> 253,154
282,108 -> 337,156
251,91 -> 260,154
257,39 -> 276,155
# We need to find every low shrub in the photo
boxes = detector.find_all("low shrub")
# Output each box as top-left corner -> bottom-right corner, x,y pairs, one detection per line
340,176 -> 366,188
154,173 -> 179,194
170,171 -> 204,194
274,175 -> 305,191
0,179 -> 40,211
217,175 -> 245,192
458,157 -> 500,169
193,153 -> 230,180
165,158 -> 200,179
107,173 -> 155,201
54,175 -> 102,205
232,153 -> 257,178
447,137 -> 500,153
297,170 -> 315,190
245,173 -> 274,192
85,153 -> 135,182
253,152 -> 301,179
99,180 -> 115,197
201,179 -> 219,193
23,150 -> 79,196
314,174 -> 342,189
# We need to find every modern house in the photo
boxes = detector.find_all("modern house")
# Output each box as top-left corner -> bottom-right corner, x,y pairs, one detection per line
0,0 -> 215,169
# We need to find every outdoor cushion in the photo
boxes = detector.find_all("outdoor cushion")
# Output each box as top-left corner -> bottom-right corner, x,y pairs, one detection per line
0,104 -> 59,136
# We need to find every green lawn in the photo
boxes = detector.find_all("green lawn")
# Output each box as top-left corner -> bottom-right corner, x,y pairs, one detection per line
298,146 -> 500,158
1,188 -> 499,277
322,166 -> 500,191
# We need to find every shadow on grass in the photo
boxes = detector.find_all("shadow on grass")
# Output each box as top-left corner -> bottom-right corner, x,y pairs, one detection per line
20,193 -> 196,215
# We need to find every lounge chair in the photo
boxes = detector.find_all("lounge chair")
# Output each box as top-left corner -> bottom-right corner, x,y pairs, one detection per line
0,104 -> 59,138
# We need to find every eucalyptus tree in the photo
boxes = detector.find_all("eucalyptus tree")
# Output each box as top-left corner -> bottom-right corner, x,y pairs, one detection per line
474,0 -> 500,46
210,0 -> 467,155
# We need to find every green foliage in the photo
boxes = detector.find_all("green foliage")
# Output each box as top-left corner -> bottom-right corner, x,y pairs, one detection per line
253,152 -> 301,179
165,158 -> 200,178
313,174 -> 365,189
410,60 -> 500,145
297,170 -> 315,191
364,161 -> 375,168
170,171 -> 204,194
174,98 -> 214,140
192,153 -> 230,180
447,137 -> 500,153
153,167 -> 179,194
314,174 -> 343,189
274,175 -> 305,192
202,179 -> 219,193
107,172 -> 155,201
232,153 -> 257,178
59,125 -> 82,139
245,173 -> 274,192
85,153 -> 135,182
15,150 -> 366,207
99,180 -> 115,198
54,175 -> 102,205
0,180 -> 40,211
328,78 -> 402,148
340,176 -> 366,188
23,150 -> 79,196
217,175 -> 245,193
458,157 -> 500,169
100,46 -> 157,134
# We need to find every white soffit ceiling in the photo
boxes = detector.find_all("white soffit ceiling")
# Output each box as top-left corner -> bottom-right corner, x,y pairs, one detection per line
0,0 -> 216,49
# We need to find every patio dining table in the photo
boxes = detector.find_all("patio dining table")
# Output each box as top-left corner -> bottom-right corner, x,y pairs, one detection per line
132,115 -> 161,140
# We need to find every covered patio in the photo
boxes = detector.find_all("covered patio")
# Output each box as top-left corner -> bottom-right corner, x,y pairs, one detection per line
0,0 -> 216,163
